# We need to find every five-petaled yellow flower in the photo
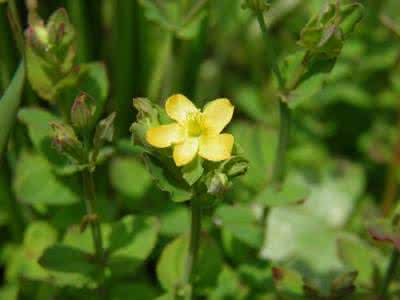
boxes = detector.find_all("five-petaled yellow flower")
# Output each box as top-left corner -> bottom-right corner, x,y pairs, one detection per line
146,94 -> 235,167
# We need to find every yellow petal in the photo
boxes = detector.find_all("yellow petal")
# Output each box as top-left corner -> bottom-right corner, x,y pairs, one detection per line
146,123 -> 184,148
173,138 -> 199,166
198,134 -> 234,162
165,94 -> 198,124
202,98 -> 234,135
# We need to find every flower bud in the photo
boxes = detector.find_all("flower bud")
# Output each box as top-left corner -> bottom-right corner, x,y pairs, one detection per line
50,121 -> 85,162
47,8 -> 74,47
220,156 -> 249,178
25,24 -> 49,56
207,172 -> 229,196
71,92 -> 95,129
93,112 -> 116,148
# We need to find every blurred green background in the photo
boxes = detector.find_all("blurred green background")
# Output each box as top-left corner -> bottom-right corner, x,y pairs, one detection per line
1,0 -> 400,299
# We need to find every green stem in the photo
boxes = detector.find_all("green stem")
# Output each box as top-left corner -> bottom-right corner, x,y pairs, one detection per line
66,0 -> 92,62
380,249 -> 399,299
255,12 -> 284,89
272,100 -> 291,184
181,14 -> 208,100
148,32 -> 173,101
7,0 -> 24,57
255,10 -> 291,186
183,198 -> 202,299
82,170 -> 104,263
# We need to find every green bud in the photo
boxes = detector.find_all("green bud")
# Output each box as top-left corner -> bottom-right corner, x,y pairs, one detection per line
25,24 -> 49,56
93,112 -> 116,148
220,156 -> 249,178
298,4 -> 344,59
242,0 -> 270,12
207,172 -> 229,196
131,98 -> 160,147
71,92 -> 95,129
298,2 -> 363,58
47,8 -> 75,47
50,121 -> 85,162
133,97 -> 159,125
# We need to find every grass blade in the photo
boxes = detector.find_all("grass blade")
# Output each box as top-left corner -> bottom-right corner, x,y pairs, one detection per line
0,62 -> 26,158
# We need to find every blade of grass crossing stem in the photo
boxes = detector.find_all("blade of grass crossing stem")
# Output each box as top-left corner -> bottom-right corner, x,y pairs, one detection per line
148,32 -> 173,102
66,0 -> 93,62
0,62 -> 26,159
7,0 -> 24,57
0,4 -> 18,92
181,15 -> 208,100
111,0 -> 143,135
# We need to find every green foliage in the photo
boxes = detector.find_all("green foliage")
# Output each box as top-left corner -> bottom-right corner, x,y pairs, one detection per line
0,62 -> 25,157
1,0 -> 399,299
156,235 -> 223,293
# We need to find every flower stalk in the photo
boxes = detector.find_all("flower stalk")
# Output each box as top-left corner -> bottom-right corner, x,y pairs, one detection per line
82,170 -> 104,263
272,101 -> 291,184
380,249 -> 399,300
183,197 -> 202,299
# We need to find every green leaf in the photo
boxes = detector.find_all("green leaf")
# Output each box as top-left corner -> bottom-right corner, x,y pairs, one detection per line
0,284 -> 18,300
215,205 -> 263,248
238,264 -> 274,291
139,0 -> 207,40
261,207 -> 343,273
302,162 -> 364,227
13,152 -> 79,206
18,108 -> 68,167
139,0 -> 175,31
110,283 -> 159,300
157,235 -> 223,292
337,235 -> 383,287
230,122 -> 277,190
209,266 -> 247,300
39,245 -> 97,274
255,176 -> 310,207
110,156 -> 152,200
182,156 -> 204,186
0,62 -> 25,157
159,206 -> 190,237
106,215 -> 159,277
340,3 -> 364,37
281,51 -> 332,108
39,244 -> 101,288
143,154 -> 193,202
233,85 -> 266,122
272,267 -> 306,300
6,222 -> 57,282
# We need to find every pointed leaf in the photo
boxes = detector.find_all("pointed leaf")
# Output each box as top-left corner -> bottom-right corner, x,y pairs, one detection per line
0,62 -> 25,157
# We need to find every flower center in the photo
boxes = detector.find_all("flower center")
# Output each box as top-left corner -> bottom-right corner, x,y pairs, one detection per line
186,112 -> 204,137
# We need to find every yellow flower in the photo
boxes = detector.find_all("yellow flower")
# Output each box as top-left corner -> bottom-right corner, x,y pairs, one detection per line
146,94 -> 235,167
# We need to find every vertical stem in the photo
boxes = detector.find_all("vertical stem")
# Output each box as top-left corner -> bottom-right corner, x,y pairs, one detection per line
272,101 -> 291,184
183,198 -> 202,299
148,32 -> 173,101
255,11 -> 291,186
181,14 -> 208,100
380,249 -> 399,300
7,0 -> 24,58
66,0 -> 92,63
255,12 -> 284,89
0,4 -> 17,92
82,170 -> 104,262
